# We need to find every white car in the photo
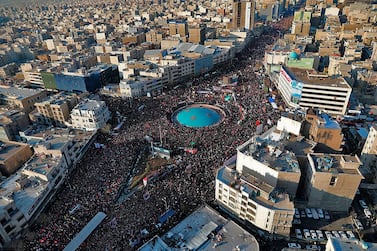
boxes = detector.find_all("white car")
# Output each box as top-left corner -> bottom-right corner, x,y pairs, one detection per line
364,208 -> 373,218
295,229 -> 303,239
288,243 -> 302,249
359,200 -> 368,209
338,231 -> 348,239
332,231 -> 340,238
316,230 -> 324,240
310,230 -> 318,240
347,231 -> 356,239
294,208 -> 301,218
325,231 -> 333,239
354,218 -> 364,230
303,229 -> 311,239
306,244 -> 321,250
306,208 -> 313,218
317,209 -> 324,219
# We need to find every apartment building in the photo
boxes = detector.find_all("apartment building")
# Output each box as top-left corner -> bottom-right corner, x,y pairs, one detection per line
0,110 -> 30,141
0,131 -> 94,246
0,141 -> 33,176
70,99 -> 111,131
0,86 -> 48,114
34,92 -> 78,126
216,128 -> 300,237
232,0 -> 255,31
303,153 -> 363,211
361,125 -> 377,176
306,109 -> 344,151
277,66 -> 352,115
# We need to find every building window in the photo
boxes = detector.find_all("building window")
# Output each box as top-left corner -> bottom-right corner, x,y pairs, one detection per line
329,176 -> 337,186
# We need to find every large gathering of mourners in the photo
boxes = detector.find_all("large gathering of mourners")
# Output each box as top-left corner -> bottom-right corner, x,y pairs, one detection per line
21,27 -> 286,251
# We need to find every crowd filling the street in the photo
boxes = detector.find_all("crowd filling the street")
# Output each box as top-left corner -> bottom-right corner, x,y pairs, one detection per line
21,28 -> 285,251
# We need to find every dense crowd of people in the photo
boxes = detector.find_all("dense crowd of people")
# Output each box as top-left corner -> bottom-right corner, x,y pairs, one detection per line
22,27 -> 286,251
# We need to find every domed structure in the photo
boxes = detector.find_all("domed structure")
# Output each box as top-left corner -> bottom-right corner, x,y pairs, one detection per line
172,104 -> 225,128
289,51 -> 299,60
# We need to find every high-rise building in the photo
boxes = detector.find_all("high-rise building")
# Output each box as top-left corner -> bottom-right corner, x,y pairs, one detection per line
361,125 -> 377,175
232,0 -> 255,31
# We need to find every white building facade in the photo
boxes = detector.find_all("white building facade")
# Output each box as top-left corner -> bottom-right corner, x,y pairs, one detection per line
70,99 -> 111,131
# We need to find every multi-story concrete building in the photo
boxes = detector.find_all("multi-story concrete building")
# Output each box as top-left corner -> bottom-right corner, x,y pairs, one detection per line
139,205 -> 260,251
70,99 -> 111,131
361,125 -> 377,178
168,20 -> 188,40
303,153 -> 363,211
0,141 -> 33,176
33,92 -> 79,126
0,110 -> 30,141
0,130 -> 94,246
0,86 -> 48,114
216,128 -> 300,237
277,66 -> 352,115
306,109 -> 344,151
232,0 -> 255,31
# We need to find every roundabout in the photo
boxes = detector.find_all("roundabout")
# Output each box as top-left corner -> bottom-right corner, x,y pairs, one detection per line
172,104 -> 225,128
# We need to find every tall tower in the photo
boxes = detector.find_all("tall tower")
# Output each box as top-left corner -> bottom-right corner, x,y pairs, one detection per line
232,0 -> 255,31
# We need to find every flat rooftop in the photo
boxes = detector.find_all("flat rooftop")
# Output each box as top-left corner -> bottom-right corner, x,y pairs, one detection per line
310,154 -> 363,175
139,205 -> 259,251
286,67 -> 350,88
238,136 -> 300,173
217,166 -> 293,209
0,141 -> 27,162
0,86 -> 43,100
23,153 -> 60,177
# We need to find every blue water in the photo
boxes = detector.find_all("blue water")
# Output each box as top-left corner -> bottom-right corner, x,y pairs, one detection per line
176,107 -> 221,128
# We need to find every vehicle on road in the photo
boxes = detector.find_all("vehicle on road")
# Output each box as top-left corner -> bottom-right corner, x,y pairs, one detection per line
364,208 -> 372,218
310,230 -> 318,240
317,209 -> 324,219
295,229 -> 303,239
311,208 -> 319,220
353,218 -> 364,230
295,208 -> 300,218
338,231 -> 348,239
316,230 -> 324,240
306,208 -> 313,218
324,210 -> 330,220
332,231 -> 340,238
306,244 -> 321,250
288,243 -> 301,249
303,229 -> 311,239
359,200 -> 368,209
325,231 -> 333,239
347,231 -> 356,239
301,210 -> 306,218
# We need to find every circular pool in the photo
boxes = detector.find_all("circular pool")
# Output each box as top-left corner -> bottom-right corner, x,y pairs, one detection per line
172,104 -> 225,128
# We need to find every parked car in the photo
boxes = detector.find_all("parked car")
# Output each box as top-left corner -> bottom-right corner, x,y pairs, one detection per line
294,208 -> 300,218
354,218 -> 364,230
311,208 -> 319,220
310,230 -> 318,240
338,231 -> 348,239
325,231 -> 333,239
364,208 -> 373,218
306,244 -> 321,250
324,210 -> 330,220
317,208 -> 324,219
303,229 -> 311,239
301,210 -> 306,218
295,229 -> 303,239
288,243 -> 302,249
316,230 -> 324,240
332,231 -> 340,238
359,200 -> 368,209
347,231 -> 356,239
306,208 -> 313,218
